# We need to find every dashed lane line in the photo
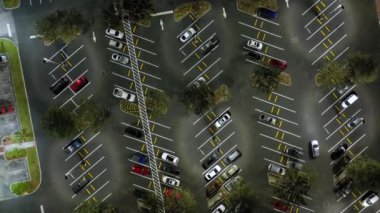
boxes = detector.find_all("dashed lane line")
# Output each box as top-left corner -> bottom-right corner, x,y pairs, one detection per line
309,22 -> 345,53
257,121 -> 301,138
238,22 -> 282,38
325,109 -> 361,140
252,96 -> 296,113
312,34 -> 347,65
260,133 -> 303,150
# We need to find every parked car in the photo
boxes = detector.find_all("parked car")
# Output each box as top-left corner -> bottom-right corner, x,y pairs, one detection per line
341,91 -> 358,109
361,190 -> 379,207
268,164 -> 286,175
258,113 -> 276,125
269,58 -> 287,70
202,153 -> 218,169
161,152 -> 179,166
286,159 -> 302,171
224,149 -> 242,164
206,179 -> 223,197
72,176 -> 89,194
132,164 -> 150,176
212,204 -> 226,213
214,111 -> 231,128
310,140 -> 320,158
134,188 -> 148,199
224,175 -> 242,191
109,39 -> 123,49
257,7 -> 278,19
113,87 -> 136,102
162,175 -> 180,186
286,147 -> 302,158
247,40 -> 263,51
337,85 -> 350,95
207,191 -> 226,209
125,127 -> 143,138
70,76 -> 88,92
0,54 -> 8,65
200,36 -> 220,55
0,104 -> 14,115
335,178 -> 352,197
331,143 -> 348,161
180,27 -> 197,43
164,188 -> 182,200
130,153 -> 149,165
50,76 -> 70,95
272,200 -> 290,213
161,163 -> 180,176
111,53 -> 129,64
106,28 -> 124,39
243,50 -> 261,60
347,117 -> 365,129
64,138 -> 83,154
205,165 -> 222,181
193,76 -> 206,88
222,165 -> 239,180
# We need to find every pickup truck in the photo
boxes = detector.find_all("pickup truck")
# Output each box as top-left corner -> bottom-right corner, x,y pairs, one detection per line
200,36 -> 220,56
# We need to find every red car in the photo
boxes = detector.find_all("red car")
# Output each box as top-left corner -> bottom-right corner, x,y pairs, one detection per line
0,104 -> 14,114
272,200 -> 290,213
70,76 -> 89,92
269,58 -> 287,70
163,188 -> 181,200
132,164 -> 150,176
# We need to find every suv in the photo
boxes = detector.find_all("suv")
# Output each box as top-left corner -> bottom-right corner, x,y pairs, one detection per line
125,127 -> 143,138
161,163 -> 180,176
200,36 -> 220,55
72,177 -> 90,194
202,153 -> 218,169
331,143 -> 348,161
50,76 -> 70,95
224,149 -> 242,164
64,138 -> 83,154
257,7 -> 278,19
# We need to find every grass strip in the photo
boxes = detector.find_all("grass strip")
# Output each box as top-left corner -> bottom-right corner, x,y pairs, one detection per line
174,1 -> 211,22
3,0 -> 19,9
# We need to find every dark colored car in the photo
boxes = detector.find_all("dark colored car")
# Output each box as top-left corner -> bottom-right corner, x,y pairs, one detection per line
132,164 -> 150,176
70,76 -> 88,92
286,148 -> 302,158
161,163 -> 180,176
125,127 -> 143,138
272,200 -> 290,213
64,138 -> 83,154
134,188 -> 148,199
130,153 -> 149,165
50,76 -> 70,95
257,7 -> 278,19
72,177 -> 89,194
331,143 -> 348,160
200,36 -> 220,55
164,188 -> 182,200
336,178 -> 352,197
202,153 -> 218,169
244,50 -> 261,60
269,58 -> 287,70
206,179 -> 222,198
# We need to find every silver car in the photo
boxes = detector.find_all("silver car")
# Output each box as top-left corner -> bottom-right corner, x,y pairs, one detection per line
111,53 -> 129,64
268,164 -> 285,175
310,140 -> 320,158
214,111 -> 231,128
0,54 -> 8,65
347,117 -> 365,129
258,114 -> 276,125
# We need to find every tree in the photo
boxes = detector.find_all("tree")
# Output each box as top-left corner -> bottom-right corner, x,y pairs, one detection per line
145,90 -> 169,116
75,100 -> 108,132
11,128 -> 32,143
74,201 -> 117,213
318,61 -> 348,89
250,66 -> 281,94
41,107 -> 77,139
34,9 -> 88,44
346,156 -> 380,190
142,189 -> 197,213
180,84 -> 214,115
102,1 -> 123,28
121,0 -> 154,22
225,181 -> 254,213
346,51 -> 379,84
275,169 -> 310,205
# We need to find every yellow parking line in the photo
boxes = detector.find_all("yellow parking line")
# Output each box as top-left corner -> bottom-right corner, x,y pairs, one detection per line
204,74 -> 210,79
349,149 -> 354,156
206,114 -> 211,121
262,33 -> 266,41
80,165 -> 84,171
66,60 -> 72,67
195,24 -> 200,30
135,38 -> 139,46
221,161 -> 226,167
280,155 -> 284,163
210,140 -> 215,147
320,30 -> 326,37
290,205 -> 293,213
92,197 -> 97,202
154,137 -> 158,144
352,192 -> 357,198
268,93 -> 272,101
334,105 -> 340,112
323,14 -> 328,20
341,113 -> 346,118
277,142 -> 281,150
296,207 -> 299,213
330,51 -> 335,57
325,55 -> 331,61
216,136 -> 221,142
328,38 -> 333,45
85,160 -> 91,166
137,50 -> 141,58
129,81 -> 134,89
317,18 -> 322,25
127,69 -> 131,77
91,185 -> 95,190
202,61 -> 207,67
320,1 -> 326,7
339,129 -> 345,136
218,177 -> 223,182
254,19 -> 258,26
78,152 -> 84,158
137,119 -> 140,126
344,126 -> 350,132
279,120 -> 283,128
133,25 -> 137,33
325,25 -> 330,32
197,37 -> 202,42
335,118 -> 341,125
260,20 -> 264,28
88,172 -> 93,179
197,65 -> 203,71
211,111 -> 216,118
274,95 -> 278,103
142,75 -> 146,82
156,149 -> 160,156
219,149 -> 224,155
354,204 -> 359,211
141,144 -> 145,152
192,41 -> 196,48
149,113 -> 152,119
61,65 -> 67,72
332,92 -> 337,99
256,31 -> 261,39
144,87 -> 148,95
209,128 -> 214,134
83,148 -> 88,154
271,105 -> 275,113
346,137 -> 352,144
331,78 -> 336,85
323,42 -> 328,49
281,132 -> 285,140
316,5 -> 321,12
151,124 -> 155,132
265,46 -> 268,53
276,108 -> 280,116
195,53 -> 200,59
275,131 -> 279,139
86,188 -> 91,194
149,181 -> 152,189
140,63 -> 144,70
81,135 -> 86,142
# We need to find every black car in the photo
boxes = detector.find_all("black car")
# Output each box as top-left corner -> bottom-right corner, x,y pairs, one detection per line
134,188 -> 148,199
244,50 -> 261,60
286,148 -> 302,158
125,127 -> 143,138
64,138 -> 83,154
202,153 -> 218,169
50,76 -> 70,95
161,163 -> 180,176
200,36 -> 220,55
336,178 -> 352,197
331,143 -> 348,161
72,177 -> 89,194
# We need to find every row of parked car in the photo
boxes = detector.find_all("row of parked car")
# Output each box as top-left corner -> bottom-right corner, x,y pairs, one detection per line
50,75 -> 89,95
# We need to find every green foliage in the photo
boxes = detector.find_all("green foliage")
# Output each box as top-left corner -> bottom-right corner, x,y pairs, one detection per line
346,156 -> 380,190
145,90 -> 169,116
34,9 -> 88,44
225,181 -> 254,213
102,1 -> 123,28
250,66 -> 281,94
75,100 -> 108,132
74,201 -> 117,213
5,148 -> 26,160
120,100 -> 140,116
41,107 -> 77,139
122,0 -> 154,22
3,0 -> 19,8
318,61 -> 348,89
11,128 -> 32,143
275,169 -> 310,205
164,189 -> 197,213
180,84 -> 214,115
346,51 -> 379,84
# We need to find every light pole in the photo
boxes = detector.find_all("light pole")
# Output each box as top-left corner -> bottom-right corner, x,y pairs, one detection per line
42,57 -> 61,65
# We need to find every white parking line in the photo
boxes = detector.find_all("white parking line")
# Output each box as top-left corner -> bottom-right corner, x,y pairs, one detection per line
130,171 -> 153,180
149,120 -> 171,129
238,22 -> 282,38
198,121 -> 233,150
59,82 -> 91,109
302,0 -> 321,16
68,144 -> 103,176
47,44 -> 68,60
181,33 -> 217,64
312,34 -> 347,65
349,145 -> 368,163
176,18 -> 200,38
318,88 -> 335,103
192,107 -> 216,125
252,96 -> 296,113
199,132 -> 235,163
260,133 -> 303,150
333,46 -> 350,61
258,121 -> 301,138
150,132 -> 173,142
111,72 -> 164,93
262,146 -> 305,163
307,8 -> 343,40
271,92 -> 294,101
328,123 -> 365,153
309,22 -> 345,53
242,47 -> 286,63
245,59 -> 269,68
70,156 -> 105,186
241,34 -> 284,51
340,190 -> 369,213
252,15 -> 280,26
133,183 -> 155,193
321,85 -> 356,116
187,57 -> 222,86
114,84 -> 136,95
325,109 -> 361,140
137,58 -> 159,68
48,45 -> 85,75
179,20 -> 215,51
99,193 -> 112,205
184,51 -> 213,76
135,46 -> 157,55
202,153 -> 234,176
124,134 -> 176,154
304,0 -> 337,27
323,108 -> 348,128
74,180 -> 110,208
195,107 -> 230,138
64,131 -> 100,162
132,34 -> 155,43
254,109 -> 298,126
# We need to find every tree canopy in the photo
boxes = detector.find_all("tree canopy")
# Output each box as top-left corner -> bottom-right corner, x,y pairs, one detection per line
145,90 -> 169,116
102,1 -> 123,28
143,189 -> 197,213
75,100 -> 108,132
250,66 -> 281,94
122,0 -> 154,22
225,180 -> 254,213
346,156 -> 380,190
180,84 -> 214,115
41,107 -> 77,139
74,201 -> 117,213
275,169 -> 310,205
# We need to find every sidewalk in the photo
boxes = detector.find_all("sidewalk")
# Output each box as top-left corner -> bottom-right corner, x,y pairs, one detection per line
4,141 -> 35,151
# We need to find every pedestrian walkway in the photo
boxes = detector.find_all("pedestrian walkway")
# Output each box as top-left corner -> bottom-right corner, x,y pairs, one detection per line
4,141 -> 35,151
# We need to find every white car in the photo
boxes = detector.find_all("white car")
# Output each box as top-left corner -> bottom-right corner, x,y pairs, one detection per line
205,165 -> 221,181
222,165 -> 239,180
193,76 -> 206,88
341,92 -> 358,109
109,39 -> 123,49
268,164 -> 285,175
214,111 -> 231,128
247,40 -> 263,51
162,175 -> 180,186
212,204 -> 226,213
113,87 -> 136,102
310,140 -> 320,158
111,53 -> 129,65
180,27 -> 197,43
258,114 -> 276,125
361,190 -> 379,207
106,28 -> 124,39
161,152 -> 179,166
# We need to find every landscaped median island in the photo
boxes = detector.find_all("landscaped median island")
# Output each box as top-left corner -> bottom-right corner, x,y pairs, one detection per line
2,0 -> 20,9
174,1 -> 211,22
236,0 -> 278,15
0,38 -> 41,196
